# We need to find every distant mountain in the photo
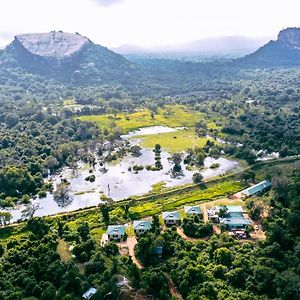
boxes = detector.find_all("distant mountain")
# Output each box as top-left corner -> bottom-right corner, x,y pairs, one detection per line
239,28 -> 300,67
0,31 -> 138,84
114,36 -> 270,57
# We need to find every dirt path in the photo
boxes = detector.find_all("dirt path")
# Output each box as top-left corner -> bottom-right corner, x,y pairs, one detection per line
127,237 -> 143,269
118,237 -> 143,269
164,273 -> 183,300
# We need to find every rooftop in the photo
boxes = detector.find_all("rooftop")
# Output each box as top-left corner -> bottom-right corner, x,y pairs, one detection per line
83,287 -> 97,299
162,211 -> 181,221
241,180 -> 272,196
133,220 -> 152,231
217,205 -> 245,213
107,225 -> 126,235
184,206 -> 202,214
220,217 -> 251,226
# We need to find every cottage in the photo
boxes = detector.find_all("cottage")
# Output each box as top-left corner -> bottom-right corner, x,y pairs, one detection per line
219,216 -> 251,230
184,206 -> 202,216
219,205 -> 252,230
106,225 -> 126,242
82,287 -> 97,299
241,180 -> 272,198
133,219 -> 152,236
162,211 -> 181,225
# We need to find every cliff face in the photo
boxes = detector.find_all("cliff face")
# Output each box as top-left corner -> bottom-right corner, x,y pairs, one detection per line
0,31 -> 138,83
238,28 -> 300,67
277,28 -> 300,49
14,31 -> 91,58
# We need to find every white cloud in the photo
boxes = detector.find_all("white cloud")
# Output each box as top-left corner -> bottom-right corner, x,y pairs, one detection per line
0,0 -> 299,48
94,0 -> 124,7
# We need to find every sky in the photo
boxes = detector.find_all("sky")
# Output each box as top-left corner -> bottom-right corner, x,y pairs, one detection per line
0,0 -> 300,48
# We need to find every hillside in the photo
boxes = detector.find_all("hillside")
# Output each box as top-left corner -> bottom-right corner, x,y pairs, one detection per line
0,31 -> 138,84
238,27 -> 300,67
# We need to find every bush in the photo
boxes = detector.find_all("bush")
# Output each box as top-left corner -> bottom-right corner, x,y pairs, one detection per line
182,215 -> 212,238
192,172 -> 203,184
85,175 -> 96,182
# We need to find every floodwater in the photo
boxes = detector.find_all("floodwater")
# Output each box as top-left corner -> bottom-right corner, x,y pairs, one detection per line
121,125 -> 182,138
1,126 -> 239,222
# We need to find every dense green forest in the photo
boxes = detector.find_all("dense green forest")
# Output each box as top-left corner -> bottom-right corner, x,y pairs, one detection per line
0,162 -> 299,299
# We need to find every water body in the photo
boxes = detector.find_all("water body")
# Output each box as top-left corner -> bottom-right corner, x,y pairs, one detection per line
1,126 -> 239,222
121,125 -> 182,139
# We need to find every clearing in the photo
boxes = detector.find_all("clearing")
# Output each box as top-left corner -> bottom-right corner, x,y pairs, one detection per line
78,105 -> 206,133
56,239 -> 72,263
136,128 -> 212,152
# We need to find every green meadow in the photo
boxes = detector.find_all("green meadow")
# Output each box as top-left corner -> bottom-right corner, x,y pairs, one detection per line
78,105 -> 205,133
136,128 -> 213,152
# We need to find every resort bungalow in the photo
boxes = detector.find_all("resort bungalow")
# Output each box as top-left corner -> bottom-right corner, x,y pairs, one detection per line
106,225 -> 126,242
219,216 -> 251,230
184,206 -> 202,217
82,287 -> 97,299
162,211 -> 181,225
133,219 -> 152,236
241,180 -> 272,198
219,205 -> 252,230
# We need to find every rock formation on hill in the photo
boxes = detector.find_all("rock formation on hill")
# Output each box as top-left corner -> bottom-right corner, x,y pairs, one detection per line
0,31 -> 137,83
239,27 -> 300,67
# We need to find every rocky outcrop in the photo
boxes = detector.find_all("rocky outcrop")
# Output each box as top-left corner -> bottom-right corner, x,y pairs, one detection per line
0,31 -> 138,83
277,27 -> 300,49
237,28 -> 300,67
14,31 -> 91,58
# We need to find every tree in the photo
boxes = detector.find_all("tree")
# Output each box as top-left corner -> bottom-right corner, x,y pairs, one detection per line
131,145 -> 142,157
44,156 -> 60,173
27,217 -> 49,236
5,114 -> 19,128
213,247 -> 232,266
100,204 -> 110,225
192,172 -> 203,184
242,171 -> 255,182
53,182 -> 72,207
77,222 -> 90,241
172,153 -> 182,172
0,212 -> 12,226
218,206 -> 228,218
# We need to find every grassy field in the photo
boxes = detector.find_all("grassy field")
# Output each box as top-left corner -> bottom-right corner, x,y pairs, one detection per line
78,105 -> 205,133
56,239 -> 72,263
137,128 -> 212,152
128,180 -> 245,219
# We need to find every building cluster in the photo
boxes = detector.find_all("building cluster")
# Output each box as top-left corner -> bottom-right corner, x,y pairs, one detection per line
103,180 -> 271,243
104,205 -> 202,242
208,205 -> 252,238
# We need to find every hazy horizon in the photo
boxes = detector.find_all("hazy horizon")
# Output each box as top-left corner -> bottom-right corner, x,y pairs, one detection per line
0,0 -> 299,48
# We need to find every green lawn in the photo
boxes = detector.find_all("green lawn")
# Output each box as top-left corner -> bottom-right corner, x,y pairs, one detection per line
136,128 -> 213,152
78,105 -> 204,133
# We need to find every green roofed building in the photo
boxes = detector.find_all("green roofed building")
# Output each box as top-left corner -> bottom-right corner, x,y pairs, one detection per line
219,216 -> 251,230
241,180 -> 272,198
107,225 -> 126,242
133,219 -> 152,236
162,211 -> 181,225
184,206 -> 202,216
